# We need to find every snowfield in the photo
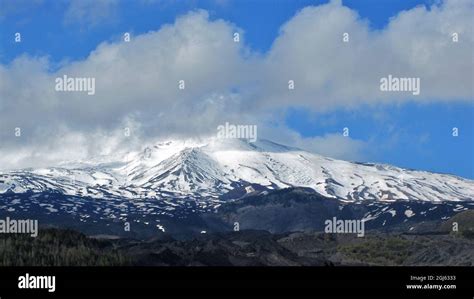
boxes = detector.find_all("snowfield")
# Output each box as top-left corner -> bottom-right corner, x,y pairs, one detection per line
0,138 -> 473,203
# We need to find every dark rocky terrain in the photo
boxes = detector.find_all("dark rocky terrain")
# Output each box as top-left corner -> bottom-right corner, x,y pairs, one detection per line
1,187 -> 472,239
1,210 -> 473,266
119,223 -> 474,266
1,187 -> 473,266
203,187 -> 474,235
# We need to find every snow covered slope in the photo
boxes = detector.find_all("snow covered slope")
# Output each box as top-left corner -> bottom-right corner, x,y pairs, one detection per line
1,138 -> 473,203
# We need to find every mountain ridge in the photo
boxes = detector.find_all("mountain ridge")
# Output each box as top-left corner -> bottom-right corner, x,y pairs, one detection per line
1,137 -> 473,204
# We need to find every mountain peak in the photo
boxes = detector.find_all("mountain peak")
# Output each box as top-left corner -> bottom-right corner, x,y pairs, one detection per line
0,137 -> 473,203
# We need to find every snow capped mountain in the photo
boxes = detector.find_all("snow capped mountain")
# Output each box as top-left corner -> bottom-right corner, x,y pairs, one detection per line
1,137 -> 473,203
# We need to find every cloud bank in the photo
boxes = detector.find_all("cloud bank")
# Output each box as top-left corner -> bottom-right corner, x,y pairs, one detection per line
0,0 -> 472,169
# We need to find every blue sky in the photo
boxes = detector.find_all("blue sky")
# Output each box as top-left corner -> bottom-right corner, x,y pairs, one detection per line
1,0 -> 437,61
0,0 -> 473,178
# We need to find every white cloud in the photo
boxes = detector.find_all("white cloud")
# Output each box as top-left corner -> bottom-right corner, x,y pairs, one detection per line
258,125 -> 369,161
294,134 -> 369,162
0,0 -> 472,169
0,10 -> 252,168
0,123 -> 143,170
259,0 -> 473,112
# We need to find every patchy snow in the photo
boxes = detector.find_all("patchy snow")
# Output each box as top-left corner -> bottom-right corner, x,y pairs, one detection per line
0,137 -> 473,203
404,210 -> 415,218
